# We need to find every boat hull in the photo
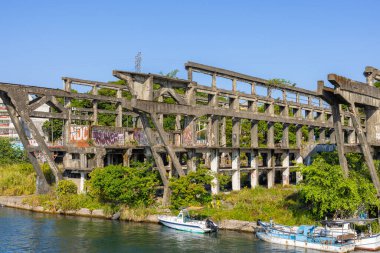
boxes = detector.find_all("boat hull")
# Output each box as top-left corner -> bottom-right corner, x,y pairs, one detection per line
353,234 -> 380,251
159,219 -> 211,233
256,232 -> 355,253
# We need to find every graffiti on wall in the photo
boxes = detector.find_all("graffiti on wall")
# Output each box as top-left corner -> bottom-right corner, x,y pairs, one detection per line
70,125 -> 89,147
133,129 -> 149,146
92,127 -> 124,146
182,125 -> 193,146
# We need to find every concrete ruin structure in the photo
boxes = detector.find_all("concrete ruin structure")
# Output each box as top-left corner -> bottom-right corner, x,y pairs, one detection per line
0,61 -> 376,203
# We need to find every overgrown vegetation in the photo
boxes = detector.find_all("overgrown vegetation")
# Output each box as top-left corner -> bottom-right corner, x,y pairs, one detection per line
193,186 -> 313,225
86,163 -> 159,207
169,168 -> 214,209
300,152 -> 380,219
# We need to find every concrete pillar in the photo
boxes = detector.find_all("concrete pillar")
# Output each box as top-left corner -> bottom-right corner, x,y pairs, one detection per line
282,124 -> 289,148
267,122 -> 274,148
212,73 -> 216,88
123,149 -> 132,167
267,151 -> 274,188
116,89 -> 123,127
187,150 -> 197,172
221,117 -> 226,147
251,82 -> 256,95
282,152 -> 290,186
187,67 -> 193,81
232,78 -> 237,92
174,115 -> 181,146
211,116 -> 219,146
295,153 -> 303,184
296,125 -> 302,148
210,149 -> 219,194
92,85 -> 98,125
232,150 -> 240,191
249,151 -> 258,188
251,120 -> 258,148
308,127 -> 315,143
79,172 -> 86,193
80,153 -> 87,169
330,129 -> 336,144
232,117 -> 240,191
319,128 -> 326,144
63,79 -> 72,146
348,130 -> 356,144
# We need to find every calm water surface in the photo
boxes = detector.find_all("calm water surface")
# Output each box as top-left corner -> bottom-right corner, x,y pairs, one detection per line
0,206 -> 345,253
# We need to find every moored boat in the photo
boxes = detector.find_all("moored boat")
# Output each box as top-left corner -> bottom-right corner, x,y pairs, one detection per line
158,209 -> 218,233
321,219 -> 380,251
256,220 -> 355,252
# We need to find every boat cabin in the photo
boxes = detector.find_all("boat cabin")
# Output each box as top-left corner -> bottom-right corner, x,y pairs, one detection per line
177,209 -> 191,223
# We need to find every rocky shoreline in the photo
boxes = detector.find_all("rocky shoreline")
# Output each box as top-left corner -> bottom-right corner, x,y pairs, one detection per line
0,196 -> 258,233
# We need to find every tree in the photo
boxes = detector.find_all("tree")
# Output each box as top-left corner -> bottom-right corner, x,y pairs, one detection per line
0,137 -> 27,164
169,168 -> 214,209
300,152 -> 380,219
86,164 -> 159,207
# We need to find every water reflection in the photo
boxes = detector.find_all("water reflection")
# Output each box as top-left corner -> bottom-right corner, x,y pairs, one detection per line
0,207 -> 367,252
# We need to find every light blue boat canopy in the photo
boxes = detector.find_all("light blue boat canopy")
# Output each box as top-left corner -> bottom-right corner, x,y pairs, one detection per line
297,225 -> 315,236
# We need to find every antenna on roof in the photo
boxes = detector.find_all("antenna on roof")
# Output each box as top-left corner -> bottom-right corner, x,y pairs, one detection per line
135,52 -> 142,73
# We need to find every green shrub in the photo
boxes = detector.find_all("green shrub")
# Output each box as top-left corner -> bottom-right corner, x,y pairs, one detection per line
0,163 -> 36,195
0,138 -> 27,164
86,165 -> 159,207
56,180 -> 78,196
169,168 -> 213,209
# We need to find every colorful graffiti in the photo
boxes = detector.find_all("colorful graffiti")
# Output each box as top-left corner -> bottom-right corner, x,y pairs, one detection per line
70,125 -> 90,147
183,125 -> 193,146
92,127 -> 124,146
133,129 -> 149,146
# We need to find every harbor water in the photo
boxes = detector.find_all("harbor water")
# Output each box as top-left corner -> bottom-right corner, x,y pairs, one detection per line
0,206 -> 359,252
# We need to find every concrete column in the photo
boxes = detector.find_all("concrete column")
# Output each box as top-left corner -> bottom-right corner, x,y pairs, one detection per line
330,129 -> 336,144
79,172 -> 86,193
348,130 -> 356,144
92,85 -> 98,125
249,151 -> 258,188
211,116 -> 219,146
63,79 -> 72,146
116,89 -> 123,127
212,73 -> 216,88
232,78 -> 237,92
282,124 -> 289,148
232,150 -> 240,191
267,122 -> 274,148
123,149 -> 132,167
251,82 -> 256,95
319,128 -> 326,143
210,149 -> 219,194
232,117 -> 240,191
282,151 -> 290,186
296,125 -> 302,148
80,153 -> 87,169
232,118 -> 240,148
268,103 -> 275,115
295,153 -> 303,184
187,150 -> 197,172
221,117 -> 226,147
187,67 -> 193,81
267,151 -> 274,188
251,120 -> 258,148
308,127 -> 315,143
174,115 -> 181,146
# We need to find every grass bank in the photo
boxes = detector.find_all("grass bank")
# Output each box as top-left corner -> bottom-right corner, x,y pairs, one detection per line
0,163 -> 36,195
192,186 -> 314,225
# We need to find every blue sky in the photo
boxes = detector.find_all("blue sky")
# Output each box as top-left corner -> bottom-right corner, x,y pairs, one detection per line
0,0 -> 379,91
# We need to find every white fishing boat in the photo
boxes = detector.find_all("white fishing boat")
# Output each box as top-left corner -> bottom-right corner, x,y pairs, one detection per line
321,219 -> 380,251
256,220 -> 355,253
158,209 -> 218,233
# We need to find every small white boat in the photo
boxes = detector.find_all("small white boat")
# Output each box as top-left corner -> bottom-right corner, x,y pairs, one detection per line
158,209 -> 218,233
256,220 -> 355,253
321,219 -> 380,251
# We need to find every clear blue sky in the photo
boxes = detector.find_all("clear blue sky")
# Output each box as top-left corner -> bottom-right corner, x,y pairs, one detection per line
0,0 -> 379,91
